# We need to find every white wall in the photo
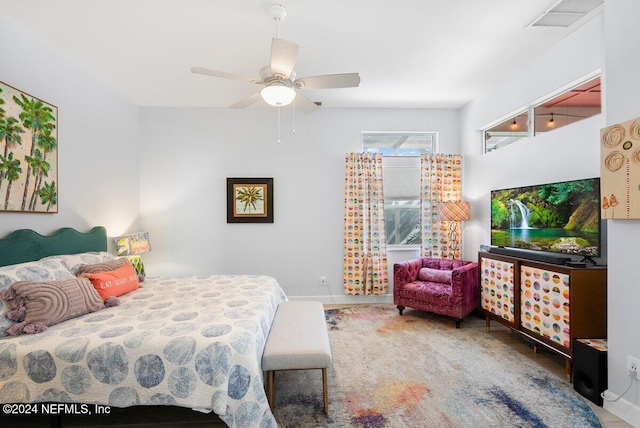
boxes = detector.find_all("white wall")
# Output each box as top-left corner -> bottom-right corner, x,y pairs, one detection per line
139,107 -> 459,301
0,14 -> 141,249
460,14 -> 605,263
601,0 -> 640,424
462,8 -> 640,425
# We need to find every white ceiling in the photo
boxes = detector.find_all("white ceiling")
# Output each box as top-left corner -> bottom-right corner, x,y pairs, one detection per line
0,0 -> 598,109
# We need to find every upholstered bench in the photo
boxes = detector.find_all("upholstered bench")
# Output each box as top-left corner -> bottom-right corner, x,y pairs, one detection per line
262,301 -> 332,414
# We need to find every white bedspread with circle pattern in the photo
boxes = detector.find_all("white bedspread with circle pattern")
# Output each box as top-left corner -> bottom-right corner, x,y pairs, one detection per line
0,275 -> 287,428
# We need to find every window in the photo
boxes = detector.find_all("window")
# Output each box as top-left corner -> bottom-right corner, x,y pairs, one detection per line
484,111 -> 528,153
363,132 -> 438,247
384,200 -> 421,245
534,77 -> 601,135
482,75 -> 601,153
363,131 -> 437,156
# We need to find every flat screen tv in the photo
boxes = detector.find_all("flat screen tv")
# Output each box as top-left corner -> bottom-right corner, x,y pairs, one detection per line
491,177 -> 601,259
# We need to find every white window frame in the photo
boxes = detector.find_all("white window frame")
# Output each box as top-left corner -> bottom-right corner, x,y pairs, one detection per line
481,70 -> 601,154
362,131 -> 438,249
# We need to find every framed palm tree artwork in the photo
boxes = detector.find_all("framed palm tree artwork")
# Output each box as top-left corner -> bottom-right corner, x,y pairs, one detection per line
0,80 -> 58,213
227,177 -> 274,223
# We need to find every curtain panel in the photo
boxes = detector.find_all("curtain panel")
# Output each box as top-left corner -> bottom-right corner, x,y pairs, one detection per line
420,154 -> 463,259
342,153 -> 388,295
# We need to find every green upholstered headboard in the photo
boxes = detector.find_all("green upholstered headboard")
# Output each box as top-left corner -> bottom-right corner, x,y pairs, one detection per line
0,226 -> 108,267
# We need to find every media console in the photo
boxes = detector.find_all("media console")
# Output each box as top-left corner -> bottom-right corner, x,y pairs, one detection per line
478,251 -> 607,381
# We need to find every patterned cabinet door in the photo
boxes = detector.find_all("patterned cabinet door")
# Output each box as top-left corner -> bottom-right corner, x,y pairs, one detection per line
520,265 -> 571,348
480,257 -> 515,323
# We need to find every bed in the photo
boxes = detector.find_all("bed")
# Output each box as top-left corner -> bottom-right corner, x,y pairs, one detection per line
0,226 -> 286,428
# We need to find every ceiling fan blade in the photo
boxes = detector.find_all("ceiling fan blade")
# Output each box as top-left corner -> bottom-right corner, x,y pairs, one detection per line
294,73 -> 361,89
230,91 -> 263,109
270,38 -> 299,79
191,67 -> 261,84
294,92 -> 318,114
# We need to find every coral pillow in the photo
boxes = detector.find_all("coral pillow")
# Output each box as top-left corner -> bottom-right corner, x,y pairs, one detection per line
418,268 -> 452,284
83,263 -> 139,299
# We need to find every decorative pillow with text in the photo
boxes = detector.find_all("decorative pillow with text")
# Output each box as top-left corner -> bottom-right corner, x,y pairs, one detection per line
82,262 -> 140,300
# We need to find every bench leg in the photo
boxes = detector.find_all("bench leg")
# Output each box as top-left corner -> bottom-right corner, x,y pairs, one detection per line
322,368 -> 328,414
267,371 -> 275,410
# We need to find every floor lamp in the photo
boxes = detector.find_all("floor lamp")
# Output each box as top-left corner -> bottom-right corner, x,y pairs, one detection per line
439,201 -> 471,260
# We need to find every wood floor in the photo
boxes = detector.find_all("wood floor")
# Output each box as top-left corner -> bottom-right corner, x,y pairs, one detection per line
0,307 -> 631,428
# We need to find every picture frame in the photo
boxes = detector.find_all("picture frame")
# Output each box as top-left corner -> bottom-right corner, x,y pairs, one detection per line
0,80 -> 58,213
601,116 -> 640,219
227,177 -> 274,223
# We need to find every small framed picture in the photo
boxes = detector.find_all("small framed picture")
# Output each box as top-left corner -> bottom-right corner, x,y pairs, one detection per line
227,178 -> 274,223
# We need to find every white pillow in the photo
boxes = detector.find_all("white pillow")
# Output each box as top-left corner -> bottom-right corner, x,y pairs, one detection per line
0,258 -> 76,337
41,251 -> 116,275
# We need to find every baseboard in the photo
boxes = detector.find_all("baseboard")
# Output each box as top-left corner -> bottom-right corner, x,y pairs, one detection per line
603,389 -> 640,427
287,294 -> 394,305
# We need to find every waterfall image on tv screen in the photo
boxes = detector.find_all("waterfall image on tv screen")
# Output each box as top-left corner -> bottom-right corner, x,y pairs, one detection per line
491,178 -> 601,257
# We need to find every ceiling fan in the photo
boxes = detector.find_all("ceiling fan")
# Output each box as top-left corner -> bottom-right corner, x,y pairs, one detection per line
191,4 -> 360,114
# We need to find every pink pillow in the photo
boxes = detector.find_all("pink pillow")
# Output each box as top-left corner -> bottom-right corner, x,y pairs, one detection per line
418,268 -> 452,284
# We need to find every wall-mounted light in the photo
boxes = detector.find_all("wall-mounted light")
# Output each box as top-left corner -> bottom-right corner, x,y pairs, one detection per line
548,113 -> 555,127
511,119 -> 518,130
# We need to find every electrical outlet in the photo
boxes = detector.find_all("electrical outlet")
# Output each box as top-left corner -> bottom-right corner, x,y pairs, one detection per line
627,356 -> 640,380
320,277 -> 327,286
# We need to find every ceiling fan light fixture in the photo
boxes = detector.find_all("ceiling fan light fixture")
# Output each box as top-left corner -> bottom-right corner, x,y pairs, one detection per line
261,85 -> 296,106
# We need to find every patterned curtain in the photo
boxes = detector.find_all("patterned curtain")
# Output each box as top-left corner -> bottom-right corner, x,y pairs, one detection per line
420,154 -> 463,259
343,153 -> 388,295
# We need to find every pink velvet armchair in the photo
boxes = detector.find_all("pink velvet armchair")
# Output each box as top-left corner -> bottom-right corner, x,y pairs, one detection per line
394,257 -> 479,328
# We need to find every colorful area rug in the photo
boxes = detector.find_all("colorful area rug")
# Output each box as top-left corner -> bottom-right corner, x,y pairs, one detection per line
272,305 -> 601,428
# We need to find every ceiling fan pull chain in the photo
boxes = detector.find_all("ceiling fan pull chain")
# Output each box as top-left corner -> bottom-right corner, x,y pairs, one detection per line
277,106 -> 282,144
292,98 -> 296,134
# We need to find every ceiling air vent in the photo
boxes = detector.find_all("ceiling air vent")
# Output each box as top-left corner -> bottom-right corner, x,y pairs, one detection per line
527,0 -> 603,28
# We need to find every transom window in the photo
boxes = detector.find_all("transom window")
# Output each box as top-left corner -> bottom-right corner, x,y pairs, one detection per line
363,131 -> 437,156
483,75 -> 601,153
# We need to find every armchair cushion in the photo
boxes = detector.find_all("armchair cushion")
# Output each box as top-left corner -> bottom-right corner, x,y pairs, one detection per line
404,281 -> 452,301
418,268 -> 452,284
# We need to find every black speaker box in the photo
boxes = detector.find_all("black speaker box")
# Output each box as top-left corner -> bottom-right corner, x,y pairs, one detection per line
573,339 -> 607,406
